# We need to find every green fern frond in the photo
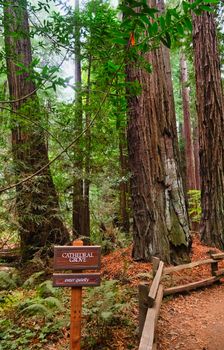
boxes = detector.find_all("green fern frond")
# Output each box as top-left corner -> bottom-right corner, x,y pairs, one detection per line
19,303 -> 51,317
43,297 -> 64,311
0,271 -> 17,291
23,271 -> 45,289
37,280 -> 56,298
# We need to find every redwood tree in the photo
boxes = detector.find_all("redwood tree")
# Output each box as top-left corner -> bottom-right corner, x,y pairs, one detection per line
126,1 -> 191,264
73,0 -> 91,239
3,0 -> 69,261
180,52 -> 196,191
192,7 -> 224,247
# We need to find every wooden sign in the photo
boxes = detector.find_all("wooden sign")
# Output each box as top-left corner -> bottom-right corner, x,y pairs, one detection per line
53,273 -> 101,287
53,241 -> 101,350
54,245 -> 101,270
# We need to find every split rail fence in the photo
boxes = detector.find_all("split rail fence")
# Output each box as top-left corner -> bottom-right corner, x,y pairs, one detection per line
138,253 -> 224,350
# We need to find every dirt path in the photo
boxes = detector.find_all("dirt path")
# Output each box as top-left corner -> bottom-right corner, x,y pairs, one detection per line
157,284 -> 224,350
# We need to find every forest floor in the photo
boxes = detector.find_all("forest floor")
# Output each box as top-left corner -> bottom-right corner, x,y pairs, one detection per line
157,284 -> 224,350
101,234 -> 224,350
1,234 -> 224,350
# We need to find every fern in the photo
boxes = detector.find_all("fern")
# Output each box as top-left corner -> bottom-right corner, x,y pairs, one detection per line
43,296 -> 64,311
0,271 -> 17,291
37,280 -> 56,298
22,271 -> 45,289
83,280 -> 126,325
19,303 -> 51,317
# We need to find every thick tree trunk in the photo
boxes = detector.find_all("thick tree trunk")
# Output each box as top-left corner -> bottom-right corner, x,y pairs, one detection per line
126,1 -> 190,264
193,124 -> 200,190
192,9 -> 224,248
3,0 -> 69,261
83,55 -> 92,238
119,129 -> 130,232
72,0 -> 90,239
180,52 -> 196,191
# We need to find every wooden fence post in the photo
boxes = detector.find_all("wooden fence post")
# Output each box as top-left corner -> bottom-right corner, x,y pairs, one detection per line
70,240 -> 83,350
138,282 -> 149,338
152,257 -> 160,277
211,261 -> 218,276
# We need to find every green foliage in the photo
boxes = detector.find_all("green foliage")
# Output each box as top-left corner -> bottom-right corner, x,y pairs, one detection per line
0,316 -> 67,350
188,190 -> 201,223
83,280 -> 128,347
0,0 -> 222,262
19,302 -> 51,317
0,274 -> 136,350
83,280 -> 125,324
36,280 -> 57,298
22,271 -> 45,289
18,295 -> 63,318
0,278 -> 67,350
0,270 -> 21,291
0,319 -> 37,350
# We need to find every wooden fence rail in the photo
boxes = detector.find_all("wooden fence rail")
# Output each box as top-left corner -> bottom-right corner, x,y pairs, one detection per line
139,284 -> 163,350
138,258 -> 164,349
138,253 -> 224,350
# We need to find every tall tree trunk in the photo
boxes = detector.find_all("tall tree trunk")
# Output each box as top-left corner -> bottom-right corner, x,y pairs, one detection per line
180,52 -> 196,191
126,0 -> 190,264
193,123 -> 200,190
72,0 -> 90,239
178,122 -> 187,196
119,128 -> 130,232
192,8 -> 224,247
3,0 -> 69,261
83,55 -> 92,238
115,84 -> 130,233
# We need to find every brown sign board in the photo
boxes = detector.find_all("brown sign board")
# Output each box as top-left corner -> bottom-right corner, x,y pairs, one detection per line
53,273 -> 101,287
53,246 -> 101,270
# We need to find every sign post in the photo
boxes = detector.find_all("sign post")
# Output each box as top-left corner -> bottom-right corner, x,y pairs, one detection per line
53,240 -> 101,350
70,240 -> 82,350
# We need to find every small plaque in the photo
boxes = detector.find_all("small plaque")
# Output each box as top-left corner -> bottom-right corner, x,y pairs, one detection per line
53,273 -> 101,287
54,246 -> 101,270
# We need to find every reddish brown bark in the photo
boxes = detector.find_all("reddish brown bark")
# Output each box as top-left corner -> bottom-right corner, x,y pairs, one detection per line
72,0 -> 90,239
126,0 -> 190,264
193,124 -> 200,190
180,52 -> 196,191
3,0 -> 69,261
192,9 -> 224,247
119,129 -> 130,232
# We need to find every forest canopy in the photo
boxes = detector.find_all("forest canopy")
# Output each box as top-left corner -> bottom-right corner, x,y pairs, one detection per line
0,0 -> 223,264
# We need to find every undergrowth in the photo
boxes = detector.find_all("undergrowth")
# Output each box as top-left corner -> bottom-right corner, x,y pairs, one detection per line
0,273 -> 136,350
